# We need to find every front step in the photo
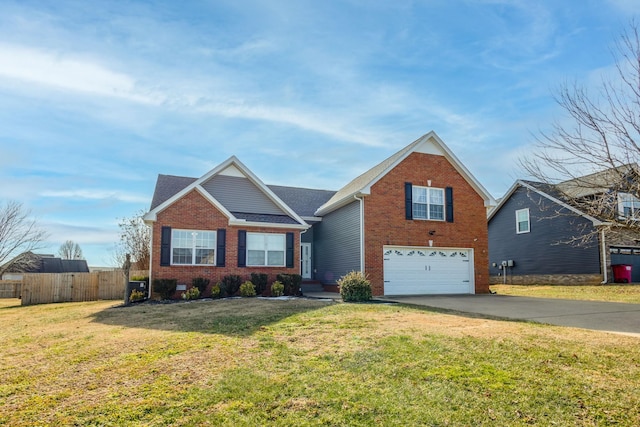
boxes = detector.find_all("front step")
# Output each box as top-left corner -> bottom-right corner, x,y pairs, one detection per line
301,280 -> 324,294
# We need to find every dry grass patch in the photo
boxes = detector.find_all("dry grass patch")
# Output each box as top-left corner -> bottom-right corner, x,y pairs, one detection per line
491,284 -> 640,303
1,298 -> 639,426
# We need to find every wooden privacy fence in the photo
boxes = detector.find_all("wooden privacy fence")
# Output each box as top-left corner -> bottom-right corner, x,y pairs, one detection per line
19,270 -> 148,306
0,280 -> 21,298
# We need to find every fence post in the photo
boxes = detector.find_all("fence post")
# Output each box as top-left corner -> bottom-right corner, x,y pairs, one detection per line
123,254 -> 131,306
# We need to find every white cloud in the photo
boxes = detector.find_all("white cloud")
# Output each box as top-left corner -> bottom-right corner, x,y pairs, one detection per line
39,189 -> 149,204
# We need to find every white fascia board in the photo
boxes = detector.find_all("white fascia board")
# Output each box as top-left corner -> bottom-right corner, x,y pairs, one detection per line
301,216 -> 323,222
194,186 -> 235,219
487,181 -> 521,221
361,131 -> 495,207
315,193 -> 365,216
228,219 -> 309,230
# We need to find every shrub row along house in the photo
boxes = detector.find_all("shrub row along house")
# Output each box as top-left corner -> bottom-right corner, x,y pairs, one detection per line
489,164 -> 640,285
143,131 -> 496,297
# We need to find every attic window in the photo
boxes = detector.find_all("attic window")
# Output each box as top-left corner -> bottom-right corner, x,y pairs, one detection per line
618,193 -> 640,218
412,186 -> 444,221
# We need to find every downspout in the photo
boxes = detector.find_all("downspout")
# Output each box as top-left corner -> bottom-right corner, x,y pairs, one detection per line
600,228 -> 608,284
300,227 -> 308,279
354,194 -> 365,273
147,223 -> 154,299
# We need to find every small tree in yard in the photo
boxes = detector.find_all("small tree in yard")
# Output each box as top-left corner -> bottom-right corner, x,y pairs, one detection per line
339,271 -> 372,302
114,209 -> 150,270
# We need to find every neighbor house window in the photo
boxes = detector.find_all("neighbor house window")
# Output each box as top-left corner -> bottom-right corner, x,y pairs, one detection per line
171,229 -> 216,265
247,232 -> 285,266
618,193 -> 640,218
516,209 -> 530,234
412,186 -> 445,220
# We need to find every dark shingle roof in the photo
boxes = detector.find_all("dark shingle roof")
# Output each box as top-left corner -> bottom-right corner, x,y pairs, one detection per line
148,173 -> 336,219
231,212 -> 301,225
150,174 -> 197,210
267,185 -> 336,217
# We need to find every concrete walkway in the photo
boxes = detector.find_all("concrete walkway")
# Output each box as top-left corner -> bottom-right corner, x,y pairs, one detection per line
377,294 -> 640,337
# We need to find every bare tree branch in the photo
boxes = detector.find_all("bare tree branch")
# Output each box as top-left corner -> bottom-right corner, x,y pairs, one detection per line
114,209 -> 150,271
58,240 -> 84,260
0,201 -> 49,275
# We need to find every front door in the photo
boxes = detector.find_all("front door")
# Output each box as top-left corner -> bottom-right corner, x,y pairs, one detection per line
301,243 -> 312,279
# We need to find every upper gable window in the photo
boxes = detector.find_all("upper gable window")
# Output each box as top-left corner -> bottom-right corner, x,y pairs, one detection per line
171,229 -> 216,265
515,208 -> 530,234
412,186 -> 444,221
247,232 -> 285,267
618,193 -> 640,219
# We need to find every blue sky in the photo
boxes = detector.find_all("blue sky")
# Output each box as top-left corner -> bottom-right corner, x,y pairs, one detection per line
0,0 -> 638,266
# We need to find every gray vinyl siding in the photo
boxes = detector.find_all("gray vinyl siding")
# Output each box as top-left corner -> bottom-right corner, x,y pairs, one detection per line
201,175 -> 286,215
488,186 -> 600,276
313,201 -> 361,284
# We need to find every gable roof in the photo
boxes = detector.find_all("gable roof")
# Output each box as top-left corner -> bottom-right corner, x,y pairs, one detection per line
144,156 -> 318,229
487,179 -> 605,226
555,163 -> 639,199
3,253 -> 90,274
315,131 -> 496,216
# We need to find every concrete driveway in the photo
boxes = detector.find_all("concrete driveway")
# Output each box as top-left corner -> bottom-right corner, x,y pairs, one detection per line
378,294 -> 640,337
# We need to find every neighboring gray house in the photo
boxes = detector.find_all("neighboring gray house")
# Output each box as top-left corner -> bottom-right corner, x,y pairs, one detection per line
489,167 -> 640,284
2,253 -> 90,280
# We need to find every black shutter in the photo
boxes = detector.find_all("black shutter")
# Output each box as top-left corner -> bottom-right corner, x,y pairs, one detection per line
285,232 -> 294,268
160,226 -> 171,266
405,182 -> 413,220
445,187 -> 454,223
216,229 -> 226,267
237,230 -> 247,267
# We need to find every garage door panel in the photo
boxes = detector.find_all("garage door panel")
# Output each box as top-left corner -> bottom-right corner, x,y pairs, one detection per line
383,246 -> 473,295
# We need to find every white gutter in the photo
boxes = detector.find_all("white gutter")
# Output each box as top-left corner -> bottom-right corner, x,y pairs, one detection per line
354,194 -> 365,273
601,228 -> 608,284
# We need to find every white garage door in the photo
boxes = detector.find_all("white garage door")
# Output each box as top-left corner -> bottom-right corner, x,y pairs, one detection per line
383,246 -> 474,295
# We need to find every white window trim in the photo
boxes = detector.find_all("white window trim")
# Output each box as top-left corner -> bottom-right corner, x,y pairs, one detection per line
246,232 -> 286,267
412,185 -> 445,221
515,208 -> 530,234
171,229 -> 217,266
618,192 -> 640,219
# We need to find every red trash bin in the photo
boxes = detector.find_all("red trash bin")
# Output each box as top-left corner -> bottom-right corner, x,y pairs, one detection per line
611,264 -> 632,283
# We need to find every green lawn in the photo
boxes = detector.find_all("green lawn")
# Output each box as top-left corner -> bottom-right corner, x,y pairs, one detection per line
491,284 -> 640,303
1,297 -> 639,426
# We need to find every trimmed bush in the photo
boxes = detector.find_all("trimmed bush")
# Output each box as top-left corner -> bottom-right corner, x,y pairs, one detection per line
339,271 -> 372,302
210,283 -> 221,299
239,281 -> 257,297
271,281 -> 285,297
276,273 -> 302,296
153,278 -> 178,300
192,277 -> 210,295
129,289 -> 145,303
182,287 -> 200,300
250,273 -> 268,295
220,275 -> 242,297
131,275 -> 149,285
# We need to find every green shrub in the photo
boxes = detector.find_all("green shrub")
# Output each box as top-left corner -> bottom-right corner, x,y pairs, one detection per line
276,273 -> 302,296
239,281 -> 257,297
192,277 -> 210,295
152,278 -> 178,300
182,287 -> 200,300
250,273 -> 268,295
220,275 -> 242,297
271,281 -> 285,297
339,271 -> 372,302
129,289 -> 145,303
210,283 -> 221,299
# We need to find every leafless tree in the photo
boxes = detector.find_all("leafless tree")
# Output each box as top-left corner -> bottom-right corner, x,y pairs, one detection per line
0,201 -> 49,276
521,22 -> 640,235
114,209 -> 150,271
58,240 -> 84,260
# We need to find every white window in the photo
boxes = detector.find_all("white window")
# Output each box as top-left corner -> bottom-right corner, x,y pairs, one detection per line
412,186 -> 445,220
515,209 -> 530,234
171,229 -> 216,265
247,233 -> 285,266
618,193 -> 640,218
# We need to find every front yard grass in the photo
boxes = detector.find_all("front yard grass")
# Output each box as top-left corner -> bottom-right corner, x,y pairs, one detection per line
491,284 -> 640,303
1,297 -> 639,426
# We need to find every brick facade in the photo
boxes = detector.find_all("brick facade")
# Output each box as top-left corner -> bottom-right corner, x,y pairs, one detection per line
364,152 -> 490,295
151,190 -> 300,296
